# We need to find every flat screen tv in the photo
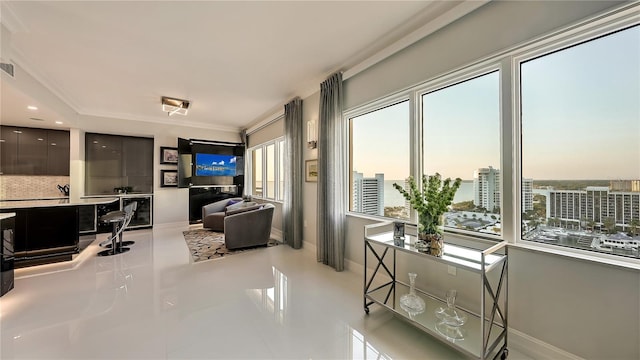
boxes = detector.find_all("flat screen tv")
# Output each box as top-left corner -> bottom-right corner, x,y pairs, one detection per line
194,153 -> 237,177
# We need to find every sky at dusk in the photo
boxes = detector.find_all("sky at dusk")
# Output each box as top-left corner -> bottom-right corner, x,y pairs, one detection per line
351,25 -> 639,181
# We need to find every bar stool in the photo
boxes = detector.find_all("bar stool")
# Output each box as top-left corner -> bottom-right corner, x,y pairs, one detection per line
97,202 -> 137,257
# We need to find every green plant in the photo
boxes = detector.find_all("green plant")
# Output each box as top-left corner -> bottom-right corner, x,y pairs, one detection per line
393,173 -> 461,235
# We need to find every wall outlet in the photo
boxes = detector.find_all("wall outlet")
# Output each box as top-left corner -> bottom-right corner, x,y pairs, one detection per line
448,265 -> 457,276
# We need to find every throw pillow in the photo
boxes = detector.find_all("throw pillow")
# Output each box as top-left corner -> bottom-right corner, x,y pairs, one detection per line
227,199 -> 241,206
226,201 -> 245,211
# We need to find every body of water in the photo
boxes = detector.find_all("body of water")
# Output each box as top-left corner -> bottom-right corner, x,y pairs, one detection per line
384,180 -> 474,207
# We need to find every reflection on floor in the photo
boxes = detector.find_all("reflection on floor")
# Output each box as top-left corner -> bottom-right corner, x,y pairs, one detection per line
0,226 -> 532,359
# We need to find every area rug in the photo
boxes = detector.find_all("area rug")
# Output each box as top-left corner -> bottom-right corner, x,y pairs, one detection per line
182,228 -> 278,263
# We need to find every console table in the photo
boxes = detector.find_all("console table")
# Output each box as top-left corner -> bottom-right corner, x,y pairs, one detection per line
364,221 -> 508,360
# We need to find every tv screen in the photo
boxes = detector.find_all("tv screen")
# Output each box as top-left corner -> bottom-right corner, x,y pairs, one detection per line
195,153 -> 237,177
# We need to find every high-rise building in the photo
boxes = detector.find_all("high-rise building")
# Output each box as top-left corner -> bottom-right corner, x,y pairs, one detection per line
352,172 -> 384,216
522,178 -> 534,212
404,177 -> 412,217
474,167 -> 501,212
610,180 -> 640,192
548,186 -> 640,230
473,167 -> 532,213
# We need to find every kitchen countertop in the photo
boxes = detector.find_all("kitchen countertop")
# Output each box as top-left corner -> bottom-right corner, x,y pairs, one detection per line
81,193 -> 153,198
0,212 -> 16,220
0,197 -> 119,210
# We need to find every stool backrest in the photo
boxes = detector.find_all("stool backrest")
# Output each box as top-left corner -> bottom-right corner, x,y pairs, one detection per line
121,201 -> 138,229
123,201 -> 138,215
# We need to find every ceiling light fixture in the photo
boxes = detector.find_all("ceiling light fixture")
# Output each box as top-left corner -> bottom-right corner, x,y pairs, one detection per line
27,105 -> 38,110
55,121 -> 63,125
162,96 -> 190,116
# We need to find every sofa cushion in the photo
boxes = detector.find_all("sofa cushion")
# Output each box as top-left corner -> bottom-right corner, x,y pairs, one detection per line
226,203 -> 262,216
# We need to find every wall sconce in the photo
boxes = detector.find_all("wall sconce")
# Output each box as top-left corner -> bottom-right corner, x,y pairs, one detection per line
307,119 -> 317,149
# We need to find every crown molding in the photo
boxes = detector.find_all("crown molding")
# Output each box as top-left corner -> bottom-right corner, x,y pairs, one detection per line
79,109 -> 242,133
343,0 -> 490,80
0,2 -> 29,34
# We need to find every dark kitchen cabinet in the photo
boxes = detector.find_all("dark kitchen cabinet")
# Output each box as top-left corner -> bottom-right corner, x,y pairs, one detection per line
78,205 -> 96,233
0,126 -> 70,176
3,206 -> 78,268
47,130 -> 70,175
17,127 -> 48,175
1,215 -> 15,297
0,127 -> 19,175
85,133 -> 153,195
121,196 -> 153,228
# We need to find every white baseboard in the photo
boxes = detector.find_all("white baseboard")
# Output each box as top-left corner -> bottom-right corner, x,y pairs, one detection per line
271,228 -> 283,242
152,221 -> 190,230
508,328 -> 584,360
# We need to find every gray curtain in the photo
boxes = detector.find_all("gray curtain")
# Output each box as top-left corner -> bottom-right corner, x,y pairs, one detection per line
317,72 -> 345,271
284,97 -> 303,249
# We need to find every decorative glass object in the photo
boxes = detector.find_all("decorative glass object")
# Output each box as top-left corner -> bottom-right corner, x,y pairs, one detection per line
436,321 -> 467,342
435,289 -> 467,327
400,272 -> 425,317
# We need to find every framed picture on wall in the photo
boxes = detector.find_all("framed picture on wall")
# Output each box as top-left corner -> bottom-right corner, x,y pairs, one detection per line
160,147 -> 178,164
305,159 -> 318,182
161,170 -> 178,187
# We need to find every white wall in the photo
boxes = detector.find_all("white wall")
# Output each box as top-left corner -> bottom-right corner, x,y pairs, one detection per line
302,91 -> 319,248
307,1 -> 639,359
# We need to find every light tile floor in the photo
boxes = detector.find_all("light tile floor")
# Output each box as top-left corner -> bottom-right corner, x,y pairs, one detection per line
1,226 -> 531,359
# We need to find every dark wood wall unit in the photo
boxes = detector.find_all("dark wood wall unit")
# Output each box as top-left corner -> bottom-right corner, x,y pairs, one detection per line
0,126 -> 70,176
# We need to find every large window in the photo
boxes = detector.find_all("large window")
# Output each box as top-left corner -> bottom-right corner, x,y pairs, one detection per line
349,100 -> 410,220
422,71 -> 501,236
252,148 -> 263,197
250,138 -> 285,201
520,25 -> 640,258
344,5 -> 639,263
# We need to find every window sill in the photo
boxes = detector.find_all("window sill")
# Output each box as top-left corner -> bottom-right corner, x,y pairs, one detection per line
512,240 -> 640,271
346,212 -> 503,243
252,197 -> 284,205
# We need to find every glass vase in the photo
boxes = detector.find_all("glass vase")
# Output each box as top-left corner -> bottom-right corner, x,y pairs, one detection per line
435,289 -> 467,326
400,272 -> 425,317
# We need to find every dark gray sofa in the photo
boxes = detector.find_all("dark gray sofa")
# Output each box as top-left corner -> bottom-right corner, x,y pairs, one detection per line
201,197 -> 243,231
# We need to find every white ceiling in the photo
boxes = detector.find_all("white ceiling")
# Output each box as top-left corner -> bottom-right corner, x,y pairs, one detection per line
0,1 -> 476,132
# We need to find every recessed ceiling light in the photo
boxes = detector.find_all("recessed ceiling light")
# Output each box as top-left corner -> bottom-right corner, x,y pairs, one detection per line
51,143 -> 57,146
93,140 -> 99,144
27,105 -> 38,110
37,138 -> 44,141
55,121 -> 63,125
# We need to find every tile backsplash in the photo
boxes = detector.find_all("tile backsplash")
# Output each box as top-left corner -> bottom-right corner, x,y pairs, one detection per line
0,175 -> 71,200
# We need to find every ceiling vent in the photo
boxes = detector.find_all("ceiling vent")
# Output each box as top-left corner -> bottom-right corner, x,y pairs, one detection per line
161,96 -> 190,116
0,62 -> 15,78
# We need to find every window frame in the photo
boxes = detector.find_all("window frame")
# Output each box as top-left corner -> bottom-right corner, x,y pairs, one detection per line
512,10 -> 640,264
415,64 -> 504,240
344,93 -> 414,221
247,137 -> 285,202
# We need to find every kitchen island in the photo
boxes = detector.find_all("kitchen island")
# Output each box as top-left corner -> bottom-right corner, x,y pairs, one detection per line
0,197 -> 118,267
